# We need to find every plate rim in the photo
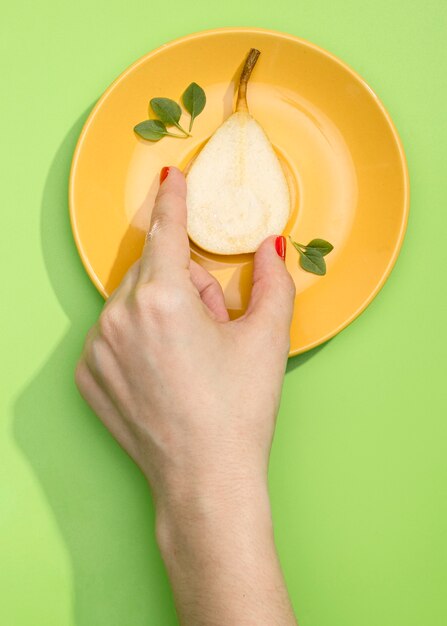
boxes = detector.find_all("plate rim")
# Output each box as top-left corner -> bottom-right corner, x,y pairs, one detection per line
69,26 -> 410,356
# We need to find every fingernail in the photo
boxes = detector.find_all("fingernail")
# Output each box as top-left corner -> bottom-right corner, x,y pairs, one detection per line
275,236 -> 286,261
159,166 -> 170,184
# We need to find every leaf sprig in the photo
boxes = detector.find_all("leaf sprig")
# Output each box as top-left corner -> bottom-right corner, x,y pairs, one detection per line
134,82 -> 206,142
289,237 -> 334,275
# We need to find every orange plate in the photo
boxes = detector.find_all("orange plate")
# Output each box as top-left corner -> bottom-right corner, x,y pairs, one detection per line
69,27 -> 409,356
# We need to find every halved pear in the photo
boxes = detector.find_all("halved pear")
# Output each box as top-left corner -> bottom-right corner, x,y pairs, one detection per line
186,49 -> 290,255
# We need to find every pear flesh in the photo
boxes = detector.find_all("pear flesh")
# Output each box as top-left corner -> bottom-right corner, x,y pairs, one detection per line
186,112 -> 290,254
186,49 -> 290,255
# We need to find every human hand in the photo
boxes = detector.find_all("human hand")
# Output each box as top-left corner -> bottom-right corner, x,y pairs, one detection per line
75,165 -> 295,508
75,165 -> 297,625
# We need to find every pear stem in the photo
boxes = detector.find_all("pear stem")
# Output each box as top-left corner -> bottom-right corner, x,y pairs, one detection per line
235,48 -> 260,113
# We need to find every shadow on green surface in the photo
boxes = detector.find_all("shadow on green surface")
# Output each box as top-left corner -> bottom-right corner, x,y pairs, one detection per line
286,341 -> 330,373
13,112 -> 177,626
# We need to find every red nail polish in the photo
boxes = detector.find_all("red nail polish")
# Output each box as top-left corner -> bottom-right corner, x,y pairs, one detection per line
160,166 -> 170,184
275,236 -> 286,261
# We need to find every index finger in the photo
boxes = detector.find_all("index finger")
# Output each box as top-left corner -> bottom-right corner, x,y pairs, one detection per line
138,166 -> 191,283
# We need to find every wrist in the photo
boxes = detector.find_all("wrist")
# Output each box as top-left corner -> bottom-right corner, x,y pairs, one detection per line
154,471 -> 273,563
151,468 -> 297,626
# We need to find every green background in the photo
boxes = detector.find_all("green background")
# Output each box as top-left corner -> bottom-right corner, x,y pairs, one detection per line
1,1 -> 446,625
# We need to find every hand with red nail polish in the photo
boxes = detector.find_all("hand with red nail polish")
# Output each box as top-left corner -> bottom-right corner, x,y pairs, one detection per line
75,166 -> 297,626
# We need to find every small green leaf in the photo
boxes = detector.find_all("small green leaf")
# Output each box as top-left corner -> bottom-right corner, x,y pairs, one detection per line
150,98 -> 181,124
134,119 -> 187,141
289,235 -> 333,275
134,119 -> 168,141
306,238 -> 334,256
150,97 -> 191,136
299,248 -> 326,275
182,82 -> 206,131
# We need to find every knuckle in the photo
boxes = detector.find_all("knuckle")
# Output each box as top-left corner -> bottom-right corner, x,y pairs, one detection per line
148,213 -> 172,238
86,336 -> 108,373
134,282 -> 187,319
153,285 -> 187,317
200,276 -> 220,301
133,282 -> 157,313
98,302 -> 123,340
207,273 -> 221,291
82,323 -> 107,371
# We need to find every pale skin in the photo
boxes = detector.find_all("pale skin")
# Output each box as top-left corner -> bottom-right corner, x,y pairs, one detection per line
75,166 -> 298,625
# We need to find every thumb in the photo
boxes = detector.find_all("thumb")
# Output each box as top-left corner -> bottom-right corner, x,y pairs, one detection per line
242,235 -> 296,339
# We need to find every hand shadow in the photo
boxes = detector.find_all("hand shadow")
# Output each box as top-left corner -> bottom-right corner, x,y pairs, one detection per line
13,111 -> 177,626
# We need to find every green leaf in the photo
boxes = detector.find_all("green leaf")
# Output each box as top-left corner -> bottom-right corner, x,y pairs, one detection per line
182,82 -> 206,131
150,98 -> 182,125
134,119 -> 187,141
289,235 -> 333,275
306,238 -> 334,256
150,97 -> 191,136
299,248 -> 326,275
134,119 -> 168,141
